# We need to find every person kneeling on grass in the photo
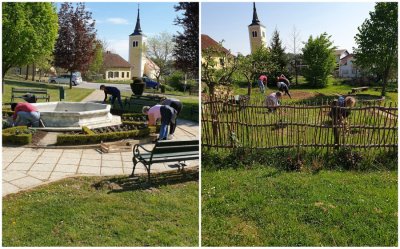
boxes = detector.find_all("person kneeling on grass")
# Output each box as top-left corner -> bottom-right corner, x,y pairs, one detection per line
142,105 -> 177,141
264,91 -> 282,113
160,97 -> 182,139
100,85 -> 123,109
11,102 -> 40,127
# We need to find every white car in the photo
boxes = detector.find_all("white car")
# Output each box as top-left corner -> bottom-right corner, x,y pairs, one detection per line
48,72 -> 82,86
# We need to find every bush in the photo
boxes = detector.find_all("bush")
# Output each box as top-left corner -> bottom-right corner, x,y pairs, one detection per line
166,71 -> 185,91
56,126 -> 158,145
3,126 -> 32,145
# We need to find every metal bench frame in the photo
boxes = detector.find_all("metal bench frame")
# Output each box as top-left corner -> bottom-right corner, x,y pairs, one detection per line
131,139 -> 199,182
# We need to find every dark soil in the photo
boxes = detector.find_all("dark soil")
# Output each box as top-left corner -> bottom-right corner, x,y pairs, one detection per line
31,130 -> 48,145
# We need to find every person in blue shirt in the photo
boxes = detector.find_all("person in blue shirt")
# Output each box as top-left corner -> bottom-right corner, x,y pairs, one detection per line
100,85 -> 123,109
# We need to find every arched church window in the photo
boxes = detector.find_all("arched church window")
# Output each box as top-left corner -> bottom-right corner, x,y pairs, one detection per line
252,31 -> 257,37
133,41 -> 139,47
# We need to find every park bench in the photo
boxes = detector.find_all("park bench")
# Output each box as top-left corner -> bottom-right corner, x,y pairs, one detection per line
350,86 -> 369,94
11,87 -> 50,103
130,139 -> 199,182
124,95 -> 163,112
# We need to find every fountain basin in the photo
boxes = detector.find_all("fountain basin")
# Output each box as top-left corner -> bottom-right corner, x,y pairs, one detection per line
32,102 -> 121,131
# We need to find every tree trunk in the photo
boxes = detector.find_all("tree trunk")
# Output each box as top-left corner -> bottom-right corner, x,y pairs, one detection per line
31,63 -> 36,81
208,83 -> 215,96
295,60 -> 298,85
247,80 -> 252,96
25,65 -> 29,80
69,71 -> 73,89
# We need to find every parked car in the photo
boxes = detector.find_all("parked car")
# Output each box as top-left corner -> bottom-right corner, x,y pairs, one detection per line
142,76 -> 160,89
48,72 -> 82,86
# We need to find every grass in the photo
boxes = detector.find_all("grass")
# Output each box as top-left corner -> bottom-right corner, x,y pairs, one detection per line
2,79 -> 94,105
3,174 -> 199,246
202,164 -> 398,246
231,76 -> 398,103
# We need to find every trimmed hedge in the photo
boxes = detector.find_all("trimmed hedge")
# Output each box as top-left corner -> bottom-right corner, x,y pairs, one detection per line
3,126 -> 32,145
56,126 -> 158,145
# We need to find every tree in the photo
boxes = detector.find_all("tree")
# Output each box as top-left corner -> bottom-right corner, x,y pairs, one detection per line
201,41 -> 238,95
269,29 -> 288,74
302,33 -> 336,87
87,40 -> 104,79
2,2 -> 58,87
54,2 -> 96,88
237,47 -> 276,95
173,2 -> 199,78
147,32 -> 175,83
354,2 -> 398,97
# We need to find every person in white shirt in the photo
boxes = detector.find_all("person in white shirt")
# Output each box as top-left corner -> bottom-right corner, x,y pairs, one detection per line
265,92 -> 282,113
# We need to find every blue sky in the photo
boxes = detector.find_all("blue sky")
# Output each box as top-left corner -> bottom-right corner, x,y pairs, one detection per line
202,2 -> 375,55
56,2 -> 183,61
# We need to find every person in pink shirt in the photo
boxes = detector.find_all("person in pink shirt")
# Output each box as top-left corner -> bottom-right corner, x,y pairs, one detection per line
258,75 -> 268,93
11,102 -> 40,127
142,104 -> 177,141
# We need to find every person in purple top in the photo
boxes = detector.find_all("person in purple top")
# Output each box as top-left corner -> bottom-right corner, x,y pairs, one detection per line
100,85 -> 123,109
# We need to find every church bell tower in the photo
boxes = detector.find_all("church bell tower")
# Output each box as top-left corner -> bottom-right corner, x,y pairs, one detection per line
129,5 -> 147,78
248,2 -> 266,54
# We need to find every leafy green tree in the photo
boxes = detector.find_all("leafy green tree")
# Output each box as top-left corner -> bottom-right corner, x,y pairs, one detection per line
302,33 -> 336,87
237,47 -> 276,95
201,42 -> 238,95
87,40 -> 104,79
173,2 -> 199,78
2,2 -> 58,87
269,29 -> 288,74
354,2 -> 398,97
54,2 -> 96,88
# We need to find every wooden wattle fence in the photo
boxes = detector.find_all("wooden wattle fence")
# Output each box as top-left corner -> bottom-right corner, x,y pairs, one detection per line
202,96 -> 398,152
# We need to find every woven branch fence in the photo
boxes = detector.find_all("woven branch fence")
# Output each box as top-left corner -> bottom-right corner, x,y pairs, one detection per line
202,96 -> 397,152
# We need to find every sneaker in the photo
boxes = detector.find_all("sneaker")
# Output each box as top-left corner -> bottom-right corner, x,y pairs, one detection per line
167,134 -> 174,140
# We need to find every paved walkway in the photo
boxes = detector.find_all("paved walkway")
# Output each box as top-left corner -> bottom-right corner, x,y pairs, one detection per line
3,90 -> 199,196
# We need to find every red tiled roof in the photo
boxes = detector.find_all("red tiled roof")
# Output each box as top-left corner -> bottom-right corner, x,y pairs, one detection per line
201,34 -> 230,54
103,51 -> 131,69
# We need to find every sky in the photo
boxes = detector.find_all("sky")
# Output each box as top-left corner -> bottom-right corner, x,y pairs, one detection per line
201,2 -> 376,56
56,2 -> 183,61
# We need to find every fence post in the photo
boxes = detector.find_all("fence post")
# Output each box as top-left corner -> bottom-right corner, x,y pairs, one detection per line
332,104 -> 340,149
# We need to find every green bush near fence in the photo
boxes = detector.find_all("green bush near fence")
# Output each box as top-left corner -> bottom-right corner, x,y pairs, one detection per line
2,126 -> 33,145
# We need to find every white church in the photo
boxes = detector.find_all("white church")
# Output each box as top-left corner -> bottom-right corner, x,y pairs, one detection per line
103,6 -> 159,81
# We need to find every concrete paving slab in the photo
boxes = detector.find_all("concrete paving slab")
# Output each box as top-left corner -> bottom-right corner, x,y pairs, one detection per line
80,159 -> 101,167
2,182 -> 20,196
102,154 -> 122,161
61,152 -> 83,159
49,172 -> 71,181
3,171 -> 28,182
13,156 -> 39,164
7,162 -> 33,171
58,157 -> 81,165
41,151 -> 63,158
77,166 -> 101,175
3,154 -> 19,163
28,171 -> 52,181
81,153 -> 102,160
53,164 -> 79,173
101,160 -> 123,167
3,162 -> 11,169
10,176 -> 44,189
36,156 -> 60,164
30,163 -> 56,172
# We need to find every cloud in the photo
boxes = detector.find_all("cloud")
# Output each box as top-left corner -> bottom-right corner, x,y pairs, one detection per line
106,18 -> 130,25
107,39 -> 129,61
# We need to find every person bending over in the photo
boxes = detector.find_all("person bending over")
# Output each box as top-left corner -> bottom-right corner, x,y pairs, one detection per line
100,85 -> 123,109
142,105 -> 177,141
277,80 -> 292,99
11,102 -> 40,127
258,75 -> 268,94
160,97 -> 183,139
265,92 -> 282,113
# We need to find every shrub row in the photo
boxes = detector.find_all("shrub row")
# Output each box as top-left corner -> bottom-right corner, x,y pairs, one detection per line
56,126 -> 158,145
2,126 -> 32,145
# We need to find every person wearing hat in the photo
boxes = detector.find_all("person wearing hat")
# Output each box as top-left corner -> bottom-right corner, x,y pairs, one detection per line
100,85 -> 123,109
257,75 -> 268,94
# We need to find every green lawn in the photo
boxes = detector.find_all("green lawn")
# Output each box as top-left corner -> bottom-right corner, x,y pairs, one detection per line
202,166 -> 398,246
3,174 -> 199,246
3,79 -> 94,105
232,76 -> 398,103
